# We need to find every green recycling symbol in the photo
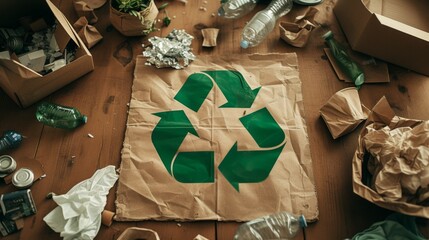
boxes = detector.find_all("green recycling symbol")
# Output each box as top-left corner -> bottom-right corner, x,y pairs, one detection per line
151,70 -> 286,191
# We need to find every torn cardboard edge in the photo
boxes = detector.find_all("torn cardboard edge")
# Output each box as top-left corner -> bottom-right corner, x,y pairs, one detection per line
323,48 -> 390,83
353,96 -> 429,218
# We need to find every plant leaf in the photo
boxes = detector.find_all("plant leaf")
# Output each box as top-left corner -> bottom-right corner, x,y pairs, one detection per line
158,2 -> 169,10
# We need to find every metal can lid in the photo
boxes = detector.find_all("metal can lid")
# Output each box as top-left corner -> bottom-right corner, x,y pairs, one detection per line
0,155 -> 17,173
12,168 -> 34,188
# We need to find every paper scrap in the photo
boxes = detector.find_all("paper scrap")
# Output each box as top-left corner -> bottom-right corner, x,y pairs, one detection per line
320,87 -> 370,139
279,7 -> 318,48
201,28 -> 219,47
43,165 -> 118,240
363,121 -> 429,202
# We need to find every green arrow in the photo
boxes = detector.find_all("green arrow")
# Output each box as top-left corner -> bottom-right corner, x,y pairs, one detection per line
240,107 -> 285,148
174,73 -> 214,112
219,143 -> 286,191
152,110 -> 198,174
173,151 -> 214,183
203,70 -> 260,108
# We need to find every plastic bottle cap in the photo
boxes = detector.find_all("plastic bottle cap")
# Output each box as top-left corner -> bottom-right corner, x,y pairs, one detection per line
0,155 -> 16,174
218,7 -> 225,16
82,115 -> 88,124
293,0 -> 323,6
12,168 -> 34,189
354,73 -> 365,86
299,215 -> 307,228
240,40 -> 249,49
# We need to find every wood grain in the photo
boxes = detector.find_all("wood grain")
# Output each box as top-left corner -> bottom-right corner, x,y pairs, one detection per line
1,0 -> 429,239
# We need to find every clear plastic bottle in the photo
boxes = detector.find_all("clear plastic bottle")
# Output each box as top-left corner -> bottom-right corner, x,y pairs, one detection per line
233,212 -> 307,240
322,31 -> 365,89
218,0 -> 259,19
240,0 -> 293,48
0,131 -> 22,153
35,102 -> 87,129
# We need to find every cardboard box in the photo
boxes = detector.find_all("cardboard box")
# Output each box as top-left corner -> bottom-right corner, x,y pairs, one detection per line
0,0 -> 94,108
353,97 -> 429,218
334,0 -> 429,76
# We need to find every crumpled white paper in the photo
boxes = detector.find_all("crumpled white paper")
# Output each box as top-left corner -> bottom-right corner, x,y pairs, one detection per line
43,165 -> 119,240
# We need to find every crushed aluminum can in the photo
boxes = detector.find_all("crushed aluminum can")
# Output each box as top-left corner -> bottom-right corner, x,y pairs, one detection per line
142,29 -> 196,69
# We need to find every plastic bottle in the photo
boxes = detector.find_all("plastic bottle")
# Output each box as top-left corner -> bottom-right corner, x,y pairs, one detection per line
218,0 -> 259,19
240,0 -> 293,48
0,131 -> 23,153
322,31 -> 365,89
35,102 -> 87,129
233,212 -> 307,240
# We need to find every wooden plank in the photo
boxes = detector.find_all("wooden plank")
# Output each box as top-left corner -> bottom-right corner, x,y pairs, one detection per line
1,0 -> 429,239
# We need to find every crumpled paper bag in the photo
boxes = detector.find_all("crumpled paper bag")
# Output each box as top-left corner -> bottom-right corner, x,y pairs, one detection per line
279,7 -> 319,48
353,96 -> 429,218
320,87 -> 370,139
43,165 -> 119,240
201,28 -> 219,47
73,17 -> 103,49
73,0 -> 98,24
363,121 -> 429,202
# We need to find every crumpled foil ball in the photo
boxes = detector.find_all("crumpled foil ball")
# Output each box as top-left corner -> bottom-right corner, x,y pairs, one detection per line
142,29 -> 196,69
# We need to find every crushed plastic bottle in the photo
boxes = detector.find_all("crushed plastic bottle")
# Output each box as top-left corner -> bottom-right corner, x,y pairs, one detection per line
35,102 -> 87,129
240,0 -> 293,48
0,131 -> 23,153
322,31 -> 365,89
218,0 -> 259,19
234,211 -> 307,240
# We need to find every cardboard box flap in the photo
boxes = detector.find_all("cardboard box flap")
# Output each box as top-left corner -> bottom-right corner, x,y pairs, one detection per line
334,0 -> 372,48
0,59 -> 41,79
46,0 -> 80,50
375,14 -> 429,42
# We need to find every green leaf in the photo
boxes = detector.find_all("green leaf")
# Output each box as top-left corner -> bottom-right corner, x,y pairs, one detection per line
158,2 -> 168,10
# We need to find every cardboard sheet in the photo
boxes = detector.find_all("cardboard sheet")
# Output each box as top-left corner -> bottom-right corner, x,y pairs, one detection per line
115,53 -> 319,222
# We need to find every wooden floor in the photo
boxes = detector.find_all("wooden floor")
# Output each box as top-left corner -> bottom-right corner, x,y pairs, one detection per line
1,0 -> 429,239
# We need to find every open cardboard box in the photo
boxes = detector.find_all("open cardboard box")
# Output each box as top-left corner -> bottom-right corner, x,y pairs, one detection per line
0,0 -> 94,108
334,0 -> 429,76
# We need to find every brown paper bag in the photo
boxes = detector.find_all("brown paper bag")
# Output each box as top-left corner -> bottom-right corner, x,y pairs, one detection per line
73,0 -> 98,24
320,87 -> 370,139
73,17 -> 103,49
115,53 -> 318,222
109,0 -> 158,36
279,7 -> 318,48
353,96 -> 429,217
